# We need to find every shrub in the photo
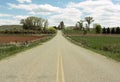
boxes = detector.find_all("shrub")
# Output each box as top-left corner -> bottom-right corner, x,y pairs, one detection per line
95,24 -> 102,34
46,27 -> 57,34
83,30 -> 87,35
103,45 -> 114,51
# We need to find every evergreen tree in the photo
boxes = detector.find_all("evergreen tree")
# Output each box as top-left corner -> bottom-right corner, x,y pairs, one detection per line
58,21 -> 65,30
102,27 -> 106,34
107,27 -> 110,34
111,28 -> 115,34
116,27 -> 120,34
60,21 -> 64,29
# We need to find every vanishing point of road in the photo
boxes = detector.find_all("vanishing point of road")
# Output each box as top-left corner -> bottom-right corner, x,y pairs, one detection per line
0,31 -> 120,82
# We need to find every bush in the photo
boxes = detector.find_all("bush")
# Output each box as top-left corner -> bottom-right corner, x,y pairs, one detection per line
83,30 -> 87,35
46,27 -> 57,34
95,24 -> 102,34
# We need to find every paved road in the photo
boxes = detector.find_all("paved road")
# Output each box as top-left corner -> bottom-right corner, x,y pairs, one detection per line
0,31 -> 120,82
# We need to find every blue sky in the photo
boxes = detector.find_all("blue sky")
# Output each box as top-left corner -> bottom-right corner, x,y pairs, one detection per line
0,0 -> 120,27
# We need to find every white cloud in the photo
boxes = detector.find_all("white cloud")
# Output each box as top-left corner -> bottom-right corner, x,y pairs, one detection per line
0,13 -> 12,17
49,8 -> 82,26
13,15 -> 28,20
0,15 -> 29,25
0,13 -> 18,25
0,19 -> 19,25
8,3 -> 36,11
67,0 -> 120,27
7,3 -> 82,26
7,3 -> 62,15
6,0 -> 120,27
17,0 -> 32,3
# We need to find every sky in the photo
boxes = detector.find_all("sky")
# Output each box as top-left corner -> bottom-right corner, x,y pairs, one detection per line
0,0 -> 120,27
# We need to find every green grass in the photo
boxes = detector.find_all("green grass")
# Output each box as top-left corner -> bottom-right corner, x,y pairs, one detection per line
62,29 -> 83,35
0,25 -> 22,31
0,34 -> 55,60
62,29 -> 120,61
62,28 -> 95,35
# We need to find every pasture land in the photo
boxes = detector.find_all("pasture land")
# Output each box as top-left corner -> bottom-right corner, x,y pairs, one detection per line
0,25 -> 22,31
63,29 -> 120,61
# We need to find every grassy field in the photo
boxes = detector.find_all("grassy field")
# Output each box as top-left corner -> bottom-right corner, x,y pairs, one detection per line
0,25 -> 22,31
62,29 -> 120,61
62,28 -> 95,35
62,28 -> 83,35
0,34 -> 56,60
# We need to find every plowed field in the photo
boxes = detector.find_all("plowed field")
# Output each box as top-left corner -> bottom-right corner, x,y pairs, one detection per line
0,36 -> 44,43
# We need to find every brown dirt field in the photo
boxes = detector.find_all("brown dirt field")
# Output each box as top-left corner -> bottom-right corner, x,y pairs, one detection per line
0,36 -> 44,43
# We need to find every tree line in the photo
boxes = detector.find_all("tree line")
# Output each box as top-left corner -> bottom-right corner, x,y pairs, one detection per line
73,16 -> 120,34
102,27 -> 120,34
20,16 -> 48,31
0,16 -> 56,34
20,16 -> 56,34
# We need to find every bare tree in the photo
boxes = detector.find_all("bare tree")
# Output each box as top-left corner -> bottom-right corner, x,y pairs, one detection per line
85,16 -> 94,31
77,20 -> 84,30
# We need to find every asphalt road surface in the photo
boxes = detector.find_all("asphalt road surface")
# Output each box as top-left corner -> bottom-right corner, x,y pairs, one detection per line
0,31 -> 120,82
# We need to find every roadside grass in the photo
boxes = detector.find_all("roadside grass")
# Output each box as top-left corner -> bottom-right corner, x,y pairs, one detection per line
62,28 -> 95,35
62,28 -> 83,35
62,29 -> 120,61
0,34 -> 56,60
